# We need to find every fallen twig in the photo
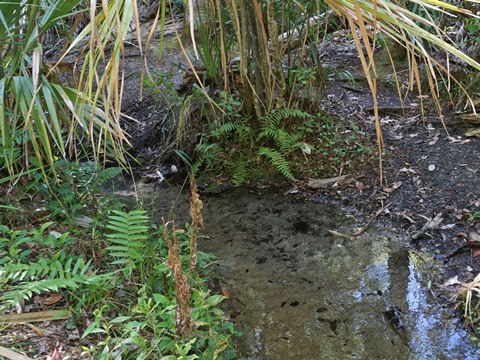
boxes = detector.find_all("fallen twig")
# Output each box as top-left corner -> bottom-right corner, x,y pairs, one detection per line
307,175 -> 352,189
329,204 -> 389,240
411,213 -> 444,241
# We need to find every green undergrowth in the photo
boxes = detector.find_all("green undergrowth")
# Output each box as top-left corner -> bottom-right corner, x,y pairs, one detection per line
144,72 -> 373,187
0,162 -> 238,359
190,99 -> 373,185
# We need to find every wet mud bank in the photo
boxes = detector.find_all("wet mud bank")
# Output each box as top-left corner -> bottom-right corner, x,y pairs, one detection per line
136,185 -> 479,359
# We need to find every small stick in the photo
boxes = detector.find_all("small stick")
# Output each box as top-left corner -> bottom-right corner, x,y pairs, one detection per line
329,203 -> 390,240
411,213 -> 444,241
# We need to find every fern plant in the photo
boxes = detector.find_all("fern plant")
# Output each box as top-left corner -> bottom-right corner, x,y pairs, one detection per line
231,158 -> 250,185
105,210 -> 150,280
192,142 -> 223,176
256,109 -> 314,181
257,108 -> 312,153
0,258 -> 102,310
191,107 -> 315,183
258,147 -> 295,180
0,224 -> 103,311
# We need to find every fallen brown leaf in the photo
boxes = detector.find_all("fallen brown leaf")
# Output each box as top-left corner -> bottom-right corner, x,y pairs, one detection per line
37,292 -> 63,306
25,323 -> 45,336
460,113 -> 480,123
468,232 -> 480,243
46,345 -> 62,360
383,181 -> 402,194
464,128 -> 480,138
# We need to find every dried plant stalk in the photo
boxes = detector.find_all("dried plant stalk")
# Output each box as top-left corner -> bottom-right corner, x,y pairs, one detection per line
165,221 -> 193,337
190,177 -> 204,228
267,0 -> 286,109
189,177 -> 203,273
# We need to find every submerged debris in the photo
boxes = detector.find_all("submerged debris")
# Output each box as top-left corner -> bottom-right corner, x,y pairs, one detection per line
383,306 -> 409,347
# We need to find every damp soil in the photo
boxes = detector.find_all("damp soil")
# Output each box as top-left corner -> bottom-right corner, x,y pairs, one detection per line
130,184 -> 480,359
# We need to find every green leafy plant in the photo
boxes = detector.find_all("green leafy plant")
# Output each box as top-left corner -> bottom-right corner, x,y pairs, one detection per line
258,147 -> 295,180
0,204 -> 238,359
105,209 -> 149,280
470,327 -> 480,348
337,69 -> 358,86
29,160 -> 122,220
0,223 -> 105,311
0,0 -> 131,177
79,210 -> 238,359
192,107 -> 314,183
469,212 -> 480,223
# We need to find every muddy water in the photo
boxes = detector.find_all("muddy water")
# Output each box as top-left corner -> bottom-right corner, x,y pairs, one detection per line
137,185 -> 479,359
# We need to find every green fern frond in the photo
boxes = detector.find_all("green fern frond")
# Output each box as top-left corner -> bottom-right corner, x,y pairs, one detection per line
260,108 -> 312,128
195,143 -> 222,161
0,257 -> 92,282
1,273 -> 103,310
258,147 -> 295,180
191,156 -> 205,177
258,109 -> 311,154
0,257 -> 100,310
96,167 -> 122,185
195,143 -> 222,170
231,160 -> 249,186
212,122 -> 242,137
106,210 -> 149,267
274,129 -> 296,153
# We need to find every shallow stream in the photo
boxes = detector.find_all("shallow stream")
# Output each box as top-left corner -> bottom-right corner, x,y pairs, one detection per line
134,185 -> 479,359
